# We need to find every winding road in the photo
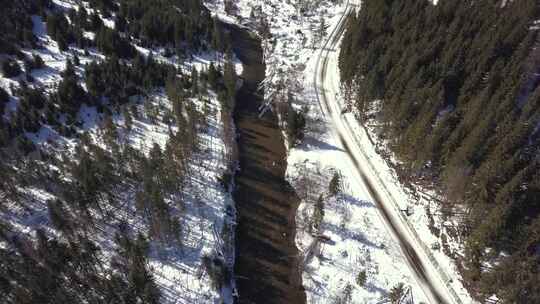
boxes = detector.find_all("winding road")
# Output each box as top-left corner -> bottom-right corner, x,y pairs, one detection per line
312,1 -> 462,303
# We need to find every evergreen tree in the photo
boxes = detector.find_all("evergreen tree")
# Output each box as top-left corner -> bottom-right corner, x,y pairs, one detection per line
1,58 -> 22,78
57,60 -> 86,117
223,49 -> 237,109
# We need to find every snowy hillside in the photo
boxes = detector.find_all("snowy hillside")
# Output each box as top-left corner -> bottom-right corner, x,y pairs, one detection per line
3,0 -> 532,303
0,0 -> 240,302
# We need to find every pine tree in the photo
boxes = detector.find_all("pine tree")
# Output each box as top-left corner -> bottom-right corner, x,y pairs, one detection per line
191,67 -> 199,96
389,283 -> 405,304
223,49 -> 237,109
103,112 -> 118,148
329,172 -> 341,196
356,270 -> 367,287
33,54 -> 45,69
47,199 -> 72,235
57,59 -> 86,117
123,106 -> 133,131
212,18 -> 224,53
312,194 -> 325,232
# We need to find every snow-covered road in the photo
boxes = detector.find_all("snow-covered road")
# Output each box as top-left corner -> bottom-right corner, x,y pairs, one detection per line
313,1 -> 463,303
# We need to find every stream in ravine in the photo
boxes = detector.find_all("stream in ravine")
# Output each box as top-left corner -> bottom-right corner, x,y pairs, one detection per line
225,23 -> 306,304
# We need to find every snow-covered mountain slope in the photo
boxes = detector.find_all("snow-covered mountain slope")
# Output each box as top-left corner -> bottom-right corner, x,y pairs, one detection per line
0,1 -> 240,302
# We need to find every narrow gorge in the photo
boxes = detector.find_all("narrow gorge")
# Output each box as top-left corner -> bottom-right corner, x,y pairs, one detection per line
226,24 -> 306,304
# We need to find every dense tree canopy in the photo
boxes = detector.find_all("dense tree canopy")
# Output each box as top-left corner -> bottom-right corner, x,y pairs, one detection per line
339,0 -> 540,302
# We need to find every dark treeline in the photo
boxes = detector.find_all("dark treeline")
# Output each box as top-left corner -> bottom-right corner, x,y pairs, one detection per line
115,0 -> 213,50
339,0 -> 540,302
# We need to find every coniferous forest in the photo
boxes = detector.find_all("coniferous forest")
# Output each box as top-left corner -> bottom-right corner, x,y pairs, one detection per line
3,0 -> 540,302
0,0 -> 238,302
339,0 -> 540,302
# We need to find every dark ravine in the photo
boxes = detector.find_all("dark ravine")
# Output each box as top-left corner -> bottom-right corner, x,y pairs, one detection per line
225,23 -> 306,304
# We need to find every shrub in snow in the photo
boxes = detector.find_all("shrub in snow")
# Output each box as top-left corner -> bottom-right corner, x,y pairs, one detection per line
329,171 -> 342,196
202,254 -> 227,291
0,87 -> 9,104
